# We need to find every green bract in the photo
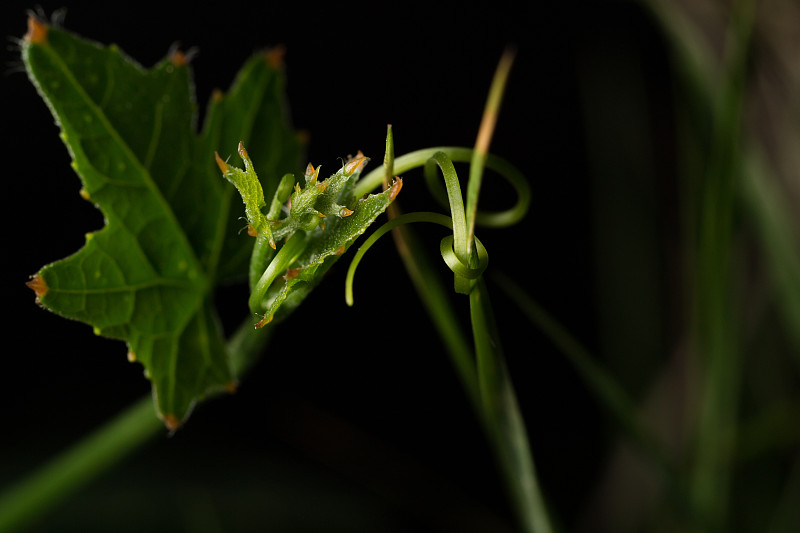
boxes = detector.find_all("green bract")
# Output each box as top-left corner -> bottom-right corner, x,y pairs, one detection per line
218,146 -> 403,327
22,18 -> 301,429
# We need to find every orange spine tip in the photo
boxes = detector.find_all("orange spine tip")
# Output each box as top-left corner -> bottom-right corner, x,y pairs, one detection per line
79,188 -> 90,200
265,44 -> 286,68
269,238 -> 277,250
305,162 -> 315,177
285,268 -> 301,280
344,155 -> 368,175
25,16 -> 48,44
339,207 -> 354,217
163,414 -> 181,431
316,181 -> 328,192
211,89 -> 224,102
225,381 -> 239,394
254,315 -> 273,329
214,152 -> 228,174
127,351 -> 136,363
247,225 -> 258,237
238,141 -> 248,160
26,274 -> 48,300
169,49 -> 187,67
388,177 -> 403,201
335,245 -> 346,255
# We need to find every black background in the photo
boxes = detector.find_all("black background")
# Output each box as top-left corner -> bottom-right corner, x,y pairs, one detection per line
0,1 -> 672,531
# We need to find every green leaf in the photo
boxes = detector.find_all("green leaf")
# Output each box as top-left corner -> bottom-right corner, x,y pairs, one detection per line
23,19 -> 301,428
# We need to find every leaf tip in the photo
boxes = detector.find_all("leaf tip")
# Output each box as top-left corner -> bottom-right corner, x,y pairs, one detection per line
254,315 -> 273,329
237,141 -> 249,161
214,151 -> 228,174
169,49 -> 187,67
344,152 -> 369,176
162,414 -> 182,431
25,273 -> 48,302
25,15 -> 48,45
388,177 -> 403,201
264,44 -> 286,69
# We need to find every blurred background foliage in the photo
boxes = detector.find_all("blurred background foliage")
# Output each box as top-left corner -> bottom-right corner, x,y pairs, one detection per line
3,0 -> 800,531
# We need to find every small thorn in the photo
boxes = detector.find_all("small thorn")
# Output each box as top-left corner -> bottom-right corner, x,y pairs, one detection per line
285,268 -> 301,280
339,207 -> 354,217
317,211 -> 326,218
127,351 -> 136,363
335,245 -> 346,255
265,44 -> 286,69
211,89 -> 224,102
25,16 -> 48,45
388,177 -> 403,201
163,414 -> 181,431
79,188 -> 90,200
316,181 -> 328,193
225,381 -> 239,394
269,238 -> 276,250
238,141 -> 248,160
247,225 -> 258,237
26,273 -> 48,301
214,152 -> 228,174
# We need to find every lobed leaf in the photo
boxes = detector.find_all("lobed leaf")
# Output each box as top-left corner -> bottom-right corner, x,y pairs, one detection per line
23,18 -> 301,428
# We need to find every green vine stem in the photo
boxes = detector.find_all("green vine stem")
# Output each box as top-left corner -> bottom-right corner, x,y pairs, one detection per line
0,319 -> 272,532
346,83 -> 551,530
0,397 -> 160,532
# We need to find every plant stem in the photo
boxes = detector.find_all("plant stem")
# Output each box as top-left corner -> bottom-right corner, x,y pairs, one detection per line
0,316 -> 272,532
470,278 -> 553,533
0,396 -> 161,532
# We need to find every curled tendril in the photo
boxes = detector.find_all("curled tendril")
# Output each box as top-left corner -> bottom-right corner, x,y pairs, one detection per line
345,127 -> 525,305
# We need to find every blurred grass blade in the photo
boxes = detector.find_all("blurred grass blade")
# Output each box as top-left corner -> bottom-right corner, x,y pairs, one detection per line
743,152 -> 800,364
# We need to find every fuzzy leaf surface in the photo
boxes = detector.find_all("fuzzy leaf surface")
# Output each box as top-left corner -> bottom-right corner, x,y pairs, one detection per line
23,21 -> 301,427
